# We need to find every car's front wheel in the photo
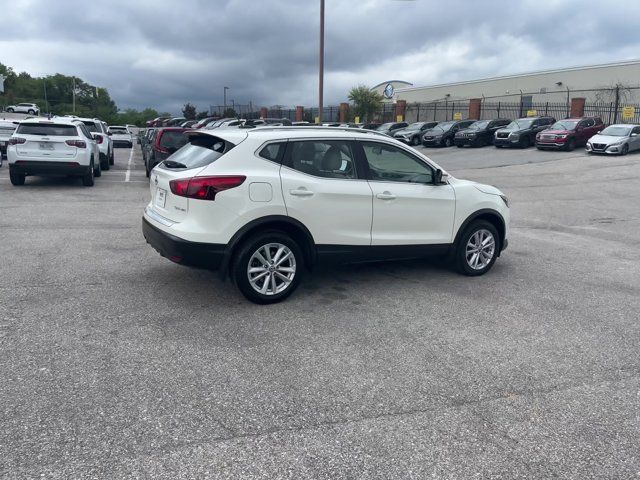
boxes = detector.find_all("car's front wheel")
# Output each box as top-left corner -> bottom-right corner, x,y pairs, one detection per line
411,135 -> 420,146
233,231 -> 304,304
621,144 -> 629,156
455,220 -> 500,276
443,137 -> 452,147
6,108 -> 14,113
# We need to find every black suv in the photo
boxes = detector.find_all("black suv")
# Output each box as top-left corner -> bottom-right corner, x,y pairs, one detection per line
493,116 -> 556,148
393,121 -> 439,146
454,119 -> 511,147
422,120 -> 476,147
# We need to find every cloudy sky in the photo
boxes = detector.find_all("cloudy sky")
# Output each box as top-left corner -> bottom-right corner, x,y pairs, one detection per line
2,0 -> 639,114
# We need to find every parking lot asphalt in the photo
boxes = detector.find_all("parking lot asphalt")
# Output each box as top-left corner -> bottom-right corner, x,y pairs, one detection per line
1,143 -> 639,479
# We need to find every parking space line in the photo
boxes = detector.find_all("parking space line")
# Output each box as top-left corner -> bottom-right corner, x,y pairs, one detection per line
124,148 -> 134,182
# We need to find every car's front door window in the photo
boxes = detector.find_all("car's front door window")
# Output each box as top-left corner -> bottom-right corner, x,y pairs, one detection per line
360,141 -> 433,184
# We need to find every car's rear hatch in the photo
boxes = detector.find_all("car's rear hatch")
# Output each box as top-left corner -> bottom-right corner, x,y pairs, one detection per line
14,122 -> 80,160
148,131 -> 246,223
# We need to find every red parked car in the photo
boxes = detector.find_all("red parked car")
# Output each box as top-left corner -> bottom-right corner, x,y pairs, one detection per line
535,116 -> 604,151
145,127 -> 191,177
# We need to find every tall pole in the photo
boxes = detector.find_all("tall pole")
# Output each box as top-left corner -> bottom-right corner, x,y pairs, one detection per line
318,0 -> 325,124
73,77 -> 76,114
224,86 -> 229,110
43,78 -> 49,116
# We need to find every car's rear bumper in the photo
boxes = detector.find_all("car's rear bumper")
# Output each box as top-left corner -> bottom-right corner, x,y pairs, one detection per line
142,217 -> 225,270
9,161 -> 90,176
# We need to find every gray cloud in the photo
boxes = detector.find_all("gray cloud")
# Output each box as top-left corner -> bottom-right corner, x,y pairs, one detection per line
2,0 -> 639,114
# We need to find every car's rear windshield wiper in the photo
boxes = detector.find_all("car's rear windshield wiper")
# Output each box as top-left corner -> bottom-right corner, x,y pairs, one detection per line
162,160 -> 188,169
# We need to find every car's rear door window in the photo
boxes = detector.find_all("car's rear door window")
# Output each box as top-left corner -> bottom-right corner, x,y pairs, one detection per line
16,123 -> 78,136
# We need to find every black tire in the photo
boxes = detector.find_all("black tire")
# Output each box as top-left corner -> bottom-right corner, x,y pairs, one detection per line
443,137 -> 452,147
454,220 -> 500,276
82,162 -> 95,186
100,152 -> 110,171
94,159 -> 102,177
621,144 -> 629,156
232,231 -> 304,304
10,170 -> 25,186
6,108 -> 14,113
109,149 -> 114,165
520,136 -> 530,148
28,109 -> 35,115
565,139 -> 575,151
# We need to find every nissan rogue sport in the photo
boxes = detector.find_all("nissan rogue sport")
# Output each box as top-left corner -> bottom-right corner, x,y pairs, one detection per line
142,127 -> 510,304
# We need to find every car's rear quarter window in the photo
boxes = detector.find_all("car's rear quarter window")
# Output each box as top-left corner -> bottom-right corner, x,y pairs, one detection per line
158,134 -> 235,170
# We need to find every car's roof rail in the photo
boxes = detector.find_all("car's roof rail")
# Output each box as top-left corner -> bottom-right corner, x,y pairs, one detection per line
246,125 -> 391,137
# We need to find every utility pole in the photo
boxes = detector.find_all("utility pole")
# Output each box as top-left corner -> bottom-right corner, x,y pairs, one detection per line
73,77 -> 76,114
318,0 -> 325,124
224,86 -> 229,109
43,78 -> 49,116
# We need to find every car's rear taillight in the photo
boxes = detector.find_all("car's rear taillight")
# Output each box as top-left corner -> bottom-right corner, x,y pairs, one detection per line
169,176 -> 246,200
94,135 -> 104,144
9,137 -> 26,145
65,140 -> 87,148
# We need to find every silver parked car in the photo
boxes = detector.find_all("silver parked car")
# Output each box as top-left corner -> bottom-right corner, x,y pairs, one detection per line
586,124 -> 640,155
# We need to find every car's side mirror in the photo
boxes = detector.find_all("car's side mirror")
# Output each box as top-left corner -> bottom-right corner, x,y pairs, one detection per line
107,132 -> 112,136
433,169 -> 443,184
631,133 -> 638,137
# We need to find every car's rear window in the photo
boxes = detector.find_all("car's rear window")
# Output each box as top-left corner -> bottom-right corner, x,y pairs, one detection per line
16,123 -> 78,136
158,134 -> 234,170
159,131 -> 189,149
0,125 -> 16,133
110,128 -> 127,133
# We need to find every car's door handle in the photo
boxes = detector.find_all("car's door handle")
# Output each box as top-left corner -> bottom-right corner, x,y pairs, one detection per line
376,192 -> 396,200
290,188 -> 314,197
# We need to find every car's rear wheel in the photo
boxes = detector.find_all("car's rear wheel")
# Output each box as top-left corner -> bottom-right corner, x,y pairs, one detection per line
233,231 -> 304,304
82,161 -> 95,187
455,220 -> 499,276
28,109 -> 35,115
10,170 -> 25,186
109,149 -> 115,165
100,153 -> 109,171
94,159 -> 101,177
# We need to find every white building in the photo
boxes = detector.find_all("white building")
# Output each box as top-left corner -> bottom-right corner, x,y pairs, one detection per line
390,59 -> 640,105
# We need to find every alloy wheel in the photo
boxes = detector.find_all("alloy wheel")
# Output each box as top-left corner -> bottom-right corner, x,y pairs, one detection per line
247,243 -> 296,296
465,229 -> 496,270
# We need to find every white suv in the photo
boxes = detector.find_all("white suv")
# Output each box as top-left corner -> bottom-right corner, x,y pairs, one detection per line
142,127 -> 510,303
108,125 -> 133,148
8,117 -> 100,186
76,117 -> 114,170
5,103 -> 40,115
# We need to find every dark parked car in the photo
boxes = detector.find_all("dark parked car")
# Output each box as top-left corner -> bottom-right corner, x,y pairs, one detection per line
454,119 -> 511,147
393,121 -> 439,146
493,116 -> 556,148
422,119 -> 476,147
145,127 -> 191,177
535,116 -> 604,151
376,121 -> 408,136
361,123 -> 381,130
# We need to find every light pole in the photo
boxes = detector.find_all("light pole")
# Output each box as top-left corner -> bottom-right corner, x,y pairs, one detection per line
224,86 -> 229,110
318,0 -> 324,124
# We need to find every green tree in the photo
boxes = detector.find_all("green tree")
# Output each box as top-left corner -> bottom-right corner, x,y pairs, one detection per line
182,102 -> 196,120
196,110 -> 209,120
348,85 -> 383,122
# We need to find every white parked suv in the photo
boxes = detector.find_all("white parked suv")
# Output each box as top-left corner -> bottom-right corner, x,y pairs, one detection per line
142,127 -> 510,303
108,125 -> 133,148
0,120 -> 19,165
8,117 -> 100,186
5,103 -> 40,115
76,117 -> 114,170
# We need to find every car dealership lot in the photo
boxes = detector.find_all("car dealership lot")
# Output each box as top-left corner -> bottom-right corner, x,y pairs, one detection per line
1,145 -> 639,478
